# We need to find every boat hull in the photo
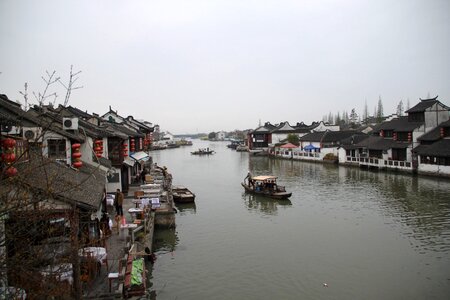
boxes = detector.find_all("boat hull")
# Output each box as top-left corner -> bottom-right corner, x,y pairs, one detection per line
241,183 -> 292,199
173,187 -> 196,203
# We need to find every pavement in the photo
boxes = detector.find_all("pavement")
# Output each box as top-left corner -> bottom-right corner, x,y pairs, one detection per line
82,184 -> 144,299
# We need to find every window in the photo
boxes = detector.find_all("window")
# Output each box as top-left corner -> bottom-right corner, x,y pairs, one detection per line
384,130 -> 393,138
420,155 -> 450,166
443,127 -> 450,137
397,132 -> 409,141
48,139 -> 67,159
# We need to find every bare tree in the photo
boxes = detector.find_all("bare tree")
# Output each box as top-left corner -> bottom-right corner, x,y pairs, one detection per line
1,67 -> 95,299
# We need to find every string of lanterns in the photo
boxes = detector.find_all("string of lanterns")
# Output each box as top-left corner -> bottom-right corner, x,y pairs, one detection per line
130,138 -> 135,153
1,138 -> 18,177
122,143 -> 128,157
71,143 -> 83,169
94,139 -> 103,158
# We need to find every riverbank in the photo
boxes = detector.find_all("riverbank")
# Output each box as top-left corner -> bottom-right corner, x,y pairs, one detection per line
82,166 -> 176,299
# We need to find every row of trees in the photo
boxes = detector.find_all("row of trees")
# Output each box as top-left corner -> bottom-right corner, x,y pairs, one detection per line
323,97 -> 411,127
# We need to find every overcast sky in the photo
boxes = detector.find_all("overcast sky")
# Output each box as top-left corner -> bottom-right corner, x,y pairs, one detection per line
1,0 -> 449,134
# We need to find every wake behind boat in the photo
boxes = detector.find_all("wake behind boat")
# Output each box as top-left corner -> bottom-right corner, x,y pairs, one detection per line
242,174 -> 292,199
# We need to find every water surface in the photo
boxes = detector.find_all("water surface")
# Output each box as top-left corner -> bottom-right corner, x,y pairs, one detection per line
149,140 -> 450,300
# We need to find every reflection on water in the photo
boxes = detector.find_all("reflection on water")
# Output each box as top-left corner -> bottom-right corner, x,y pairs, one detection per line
153,227 -> 179,254
242,193 -> 292,215
148,141 -> 450,300
340,167 -> 450,253
175,202 -> 197,214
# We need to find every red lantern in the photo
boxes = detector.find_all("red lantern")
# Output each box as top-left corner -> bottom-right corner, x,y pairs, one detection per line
1,138 -> 18,177
3,138 -> 16,148
93,139 -> 103,158
122,143 -> 128,157
5,166 -> 18,177
72,161 -> 83,168
2,153 -> 16,163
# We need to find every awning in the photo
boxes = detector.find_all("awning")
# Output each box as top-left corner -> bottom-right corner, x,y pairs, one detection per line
130,151 -> 150,162
304,144 -> 319,150
123,157 -> 135,167
280,143 -> 298,149
252,175 -> 277,181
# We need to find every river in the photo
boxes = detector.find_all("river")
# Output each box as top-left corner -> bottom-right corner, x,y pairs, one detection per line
148,140 -> 450,300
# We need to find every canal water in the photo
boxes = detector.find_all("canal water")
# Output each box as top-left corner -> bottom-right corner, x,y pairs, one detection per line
148,140 -> 450,300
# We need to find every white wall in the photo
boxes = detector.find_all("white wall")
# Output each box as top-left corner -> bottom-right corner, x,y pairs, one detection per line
418,163 -> 450,176
338,148 -> 348,163
80,136 -> 94,164
42,132 -> 72,163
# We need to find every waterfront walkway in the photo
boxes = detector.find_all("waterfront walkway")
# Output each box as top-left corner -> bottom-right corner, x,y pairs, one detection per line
82,184 -> 144,299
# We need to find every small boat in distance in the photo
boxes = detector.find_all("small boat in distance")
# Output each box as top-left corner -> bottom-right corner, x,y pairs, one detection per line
191,148 -> 215,155
241,174 -> 292,199
172,186 -> 196,203
235,144 -> 248,152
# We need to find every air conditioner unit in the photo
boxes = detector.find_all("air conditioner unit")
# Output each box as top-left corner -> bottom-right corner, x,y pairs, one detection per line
63,117 -> 79,130
23,127 -> 43,142
1,124 -> 20,135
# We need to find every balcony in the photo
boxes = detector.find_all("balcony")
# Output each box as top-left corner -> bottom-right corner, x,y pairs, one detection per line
347,156 -> 412,171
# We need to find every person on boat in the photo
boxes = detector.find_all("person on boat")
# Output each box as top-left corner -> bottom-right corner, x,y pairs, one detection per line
244,171 -> 254,187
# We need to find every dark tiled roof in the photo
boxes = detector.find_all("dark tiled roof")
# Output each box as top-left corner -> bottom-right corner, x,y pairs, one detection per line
0,111 -> 20,126
299,131 -> 326,142
340,134 -> 370,149
376,116 -> 422,132
413,139 -> 450,157
322,130 -> 360,142
66,105 -> 93,119
14,157 -> 106,210
271,122 -> 296,133
417,120 -> 450,142
299,130 -> 359,143
354,136 -> 410,150
126,116 -> 153,132
106,122 -> 144,138
26,110 -> 85,142
0,94 -> 41,126
406,97 -> 449,113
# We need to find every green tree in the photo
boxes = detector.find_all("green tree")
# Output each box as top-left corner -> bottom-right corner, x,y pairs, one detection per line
363,99 -> 368,124
287,134 -> 299,146
397,100 -> 404,116
208,132 -> 216,140
376,96 -> 384,123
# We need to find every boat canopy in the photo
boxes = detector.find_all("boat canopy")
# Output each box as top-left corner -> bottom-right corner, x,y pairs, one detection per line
252,175 -> 277,181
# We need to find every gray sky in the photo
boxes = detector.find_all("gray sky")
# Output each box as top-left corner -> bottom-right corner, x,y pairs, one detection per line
1,0 -> 449,134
